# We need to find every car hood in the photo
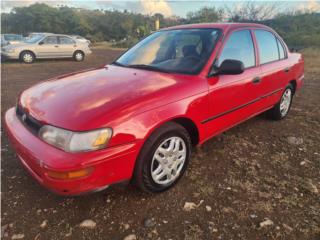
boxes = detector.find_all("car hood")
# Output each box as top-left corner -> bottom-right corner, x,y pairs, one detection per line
3,42 -> 31,49
19,65 -> 202,131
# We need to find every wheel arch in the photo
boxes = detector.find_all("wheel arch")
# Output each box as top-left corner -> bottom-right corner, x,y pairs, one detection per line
140,115 -> 200,148
171,117 -> 199,146
289,79 -> 297,95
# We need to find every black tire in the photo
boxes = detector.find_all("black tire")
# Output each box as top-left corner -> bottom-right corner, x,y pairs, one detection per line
267,84 -> 294,120
133,122 -> 192,193
20,51 -> 35,64
73,50 -> 84,62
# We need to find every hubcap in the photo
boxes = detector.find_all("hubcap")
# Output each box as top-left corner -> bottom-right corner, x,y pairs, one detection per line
151,136 -> 187,185
23,54 -> 33,63
75,53 -> 83,61
280,88 -> 292,117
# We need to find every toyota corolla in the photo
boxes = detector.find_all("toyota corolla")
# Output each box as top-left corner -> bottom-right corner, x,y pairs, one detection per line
5,23 -> 304,195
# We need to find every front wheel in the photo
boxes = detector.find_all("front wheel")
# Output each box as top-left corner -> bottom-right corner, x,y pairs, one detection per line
267,84 -> 294,120
133,122 -> 192,193
20,51 -> 35,64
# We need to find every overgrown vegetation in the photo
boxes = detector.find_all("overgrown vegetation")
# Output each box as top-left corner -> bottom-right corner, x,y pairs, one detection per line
1,2 -> 320,48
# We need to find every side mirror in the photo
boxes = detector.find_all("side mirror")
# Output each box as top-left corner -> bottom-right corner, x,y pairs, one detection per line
217,59 -> 244,75
38,41 -> 44,45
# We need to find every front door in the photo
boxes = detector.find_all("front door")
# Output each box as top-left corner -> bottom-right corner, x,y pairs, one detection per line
203,29 -> 264,139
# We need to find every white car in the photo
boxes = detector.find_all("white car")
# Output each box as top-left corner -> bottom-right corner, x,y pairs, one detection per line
2,34 -> 92,63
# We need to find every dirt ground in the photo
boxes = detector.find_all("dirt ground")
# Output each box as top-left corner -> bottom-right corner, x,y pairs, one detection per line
1,48 -> 319,240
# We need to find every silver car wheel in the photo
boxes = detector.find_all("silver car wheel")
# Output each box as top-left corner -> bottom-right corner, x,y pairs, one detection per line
23,53 -> 33,63
280,88 -> 292,117
151,136 -> 187,185
75,52 -> 84,61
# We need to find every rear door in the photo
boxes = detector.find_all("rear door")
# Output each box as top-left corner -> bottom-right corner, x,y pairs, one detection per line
35,36 -> 59,58
204,29 -> 264,138
57,36 -> 77,57
254,29 -> 291,108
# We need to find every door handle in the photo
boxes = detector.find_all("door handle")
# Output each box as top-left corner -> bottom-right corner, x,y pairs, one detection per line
284,67 -> 290,73
54,45 -> 59,48
252,77 -> 261,84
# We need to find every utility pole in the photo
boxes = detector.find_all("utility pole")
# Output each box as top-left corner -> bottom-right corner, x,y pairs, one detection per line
155,17 -> 160,31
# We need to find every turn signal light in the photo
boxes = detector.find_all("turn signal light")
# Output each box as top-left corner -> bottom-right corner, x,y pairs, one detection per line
46,167 -> 93,180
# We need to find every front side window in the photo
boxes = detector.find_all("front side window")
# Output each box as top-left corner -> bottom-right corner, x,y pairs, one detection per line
43,36 -> 58,45
218,30 -> 255,68
115,28 -> 221,74
255,30 -> 279,64
59,37 -> 75,45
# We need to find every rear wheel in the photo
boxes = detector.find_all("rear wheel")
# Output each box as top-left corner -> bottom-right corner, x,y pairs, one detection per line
73,51 -> 84,62
20,51 -> 35,64
133,122 -> 192,193
267,84 -> 294,120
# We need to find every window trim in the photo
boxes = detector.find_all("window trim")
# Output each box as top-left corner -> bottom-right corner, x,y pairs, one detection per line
276,37 -> 287,60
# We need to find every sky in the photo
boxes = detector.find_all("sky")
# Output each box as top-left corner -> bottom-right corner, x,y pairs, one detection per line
1,0 -> 320,17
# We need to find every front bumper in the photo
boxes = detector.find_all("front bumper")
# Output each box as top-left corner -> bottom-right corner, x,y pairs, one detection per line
1,51 -> 19,59
5,108 -> 141,195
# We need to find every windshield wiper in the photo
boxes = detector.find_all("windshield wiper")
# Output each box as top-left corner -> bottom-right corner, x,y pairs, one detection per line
127,64 -> 171,73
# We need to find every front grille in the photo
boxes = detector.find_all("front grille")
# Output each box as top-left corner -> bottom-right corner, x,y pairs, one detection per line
16,105 -> 43,135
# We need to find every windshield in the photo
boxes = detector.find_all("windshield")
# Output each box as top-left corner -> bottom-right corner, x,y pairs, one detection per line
25,35 -> 44,43
115,28 -> 221,74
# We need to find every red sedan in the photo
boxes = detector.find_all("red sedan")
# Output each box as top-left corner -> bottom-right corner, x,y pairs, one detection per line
5,23 -> 304,195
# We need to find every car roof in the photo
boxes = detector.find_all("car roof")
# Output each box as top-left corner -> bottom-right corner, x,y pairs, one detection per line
162,22 -> 271,32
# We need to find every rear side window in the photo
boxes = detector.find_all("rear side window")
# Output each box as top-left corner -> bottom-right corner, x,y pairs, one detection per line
43,36 -> 58,45
59,37 -> 75,45
255,30 -> 279,64
218,30 -> 255,68
277,38 -> 285,59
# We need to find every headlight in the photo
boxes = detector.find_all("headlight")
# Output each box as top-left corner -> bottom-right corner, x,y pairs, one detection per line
39,125 -> 112,152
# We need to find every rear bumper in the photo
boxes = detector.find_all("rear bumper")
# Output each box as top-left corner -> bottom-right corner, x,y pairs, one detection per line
5,107 -> 141,195
296,74 -> 304,91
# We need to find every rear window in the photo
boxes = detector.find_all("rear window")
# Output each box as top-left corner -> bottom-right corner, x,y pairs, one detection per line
255,30 -> 279,64
59,37 -> 75,45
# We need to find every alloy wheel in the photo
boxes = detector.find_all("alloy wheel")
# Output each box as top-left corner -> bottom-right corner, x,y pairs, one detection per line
280,88 -> 292,117
151,136 -> 187,185
23,53 -> 33,63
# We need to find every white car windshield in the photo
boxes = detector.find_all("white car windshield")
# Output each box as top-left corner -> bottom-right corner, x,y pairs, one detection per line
114,28 -> 221,74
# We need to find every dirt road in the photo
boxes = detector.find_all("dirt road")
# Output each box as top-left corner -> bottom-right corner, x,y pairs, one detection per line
1,48 -> 319,240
